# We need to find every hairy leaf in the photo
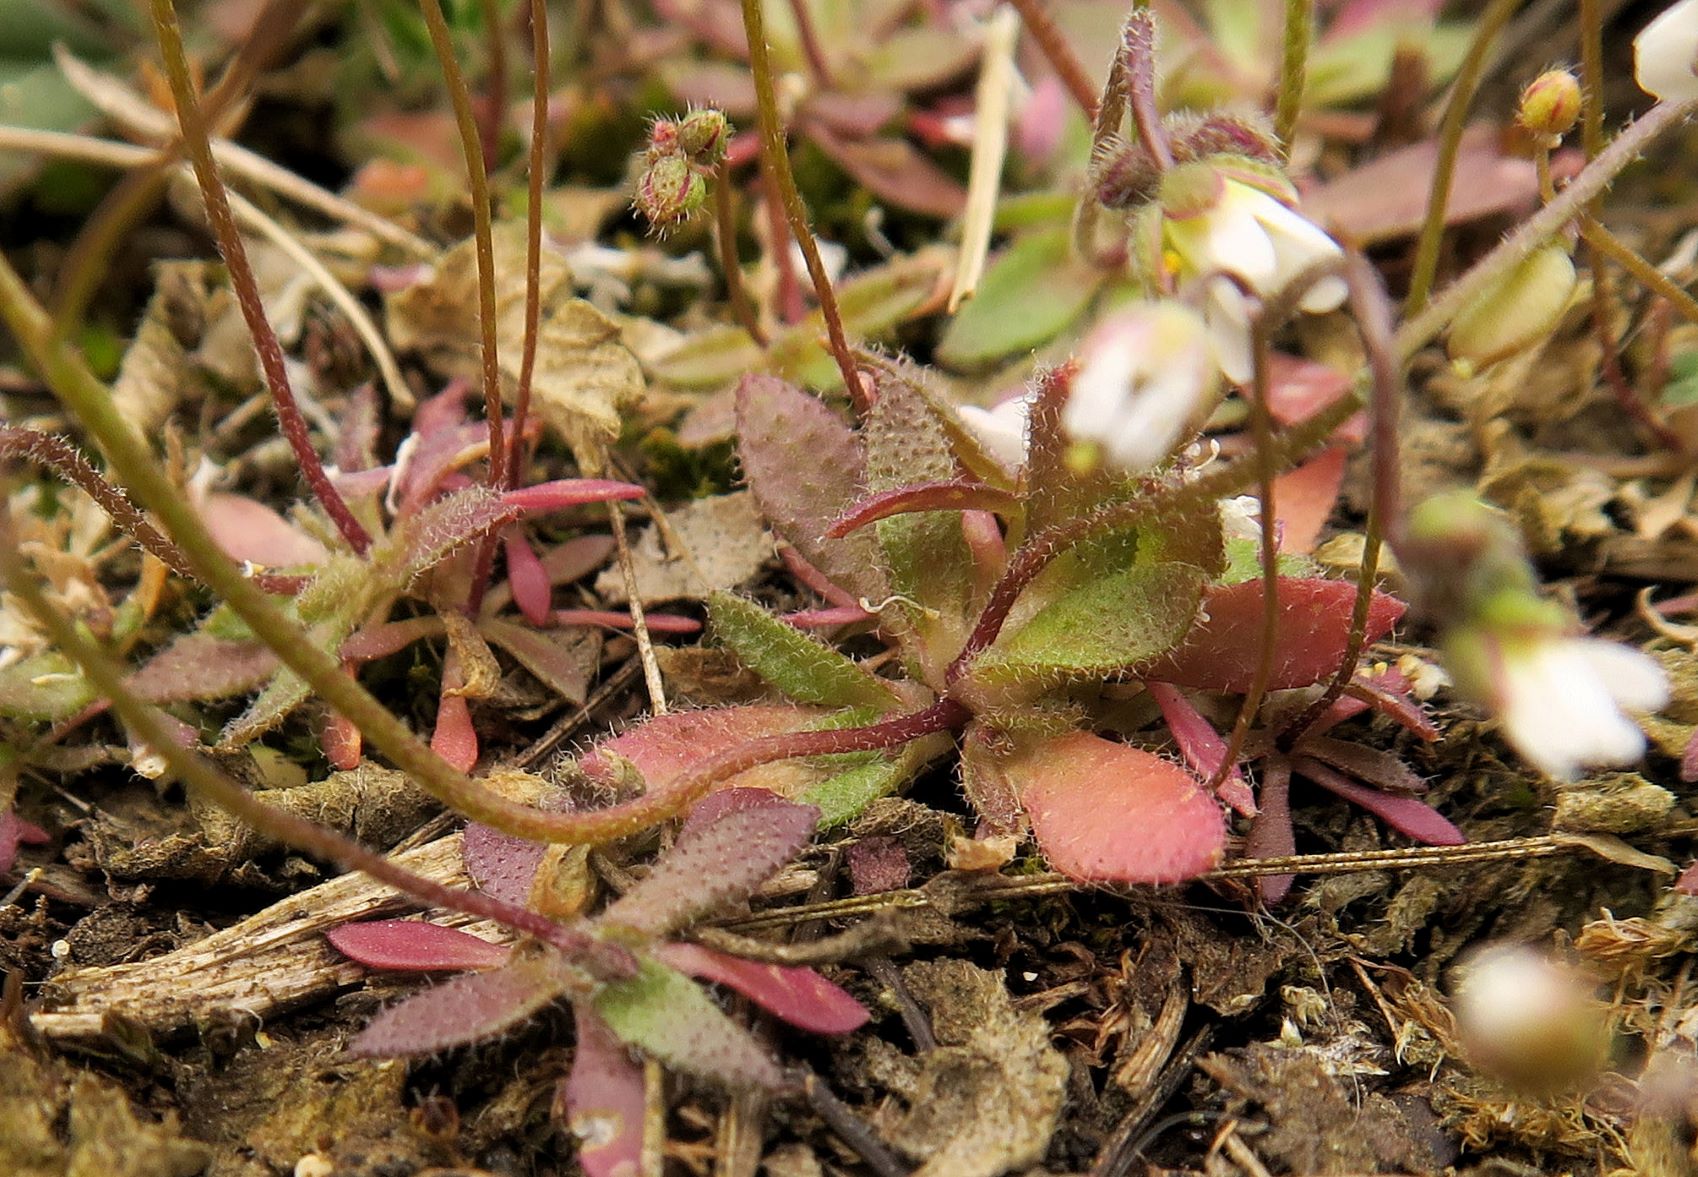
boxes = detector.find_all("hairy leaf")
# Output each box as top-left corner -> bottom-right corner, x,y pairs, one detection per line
464,821 -> 548,906
563,1008 -> 645,1177
128,634 -> 279,703
1140,578 -> 1405,693
734,374 -> 886,602
0,651 -> 96,722
970,561 -> 1206,689
372,485 -> 522,586
707,592 -> 897,710
580,705 -> 829,802
655,942 -> 870,1034
328,919 -> 510,972
477,618 -> 599,704
592,958 -> 784,1090
600,792 -> 818,937
348,945 -> 573,1056
825,479 -> 1019,538
1010,731 -> 1226,883
1292,757 -> 1464,846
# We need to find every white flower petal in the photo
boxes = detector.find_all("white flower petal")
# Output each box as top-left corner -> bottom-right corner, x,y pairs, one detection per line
1576,639 -> 1670,713
1635,0 -> 1698,102
1496,637 -> 1658,780
959,395 -> 1033,469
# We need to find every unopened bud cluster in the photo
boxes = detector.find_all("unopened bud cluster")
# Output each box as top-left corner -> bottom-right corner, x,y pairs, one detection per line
633,108 -> 731,231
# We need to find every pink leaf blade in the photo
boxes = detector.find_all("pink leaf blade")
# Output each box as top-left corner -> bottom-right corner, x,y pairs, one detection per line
503,529 -> 554,626
562,1009 -> 645,1177
1293,757 -> 1465,846
328,919 -> 511,972
1244,758 -> 1296,905
1012,732 -> 1226,884
1141,578 -> 1405,694
1147,681 -> 1256,816
503,479 -> 645,514
655,942 -> 870,1035
463,821 -> 548,906
0,809 -> 50,875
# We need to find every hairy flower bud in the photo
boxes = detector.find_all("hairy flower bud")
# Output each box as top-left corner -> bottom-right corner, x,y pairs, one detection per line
1446,242 -> 1577,369
677,108 -> 731,167
634,152 -> 706,229
1517,70 -> 1582,138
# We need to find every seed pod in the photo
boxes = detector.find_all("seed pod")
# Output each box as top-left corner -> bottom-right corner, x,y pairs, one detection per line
635,152 -> 707,229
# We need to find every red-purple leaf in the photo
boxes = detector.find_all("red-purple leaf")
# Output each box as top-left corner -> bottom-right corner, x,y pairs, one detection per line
0,809 -> 49,875
1140,578 -> 1405,693
348,949 -> 569,1056
825,479 -> 1019,538
477,618 -> 598,704
340,617 -> 446,662
1676,859 -> 1698,896
463,822 -> 548,906
200,492 -> 330,568
1297,737 -> 1427,795
655,942 -> 870,1034
1147,681 -> 1256,816
562,1008 -> 645,1177
327,919 -> 511,972
551,610 -> 701,634
1269,447 -> 1347,556
504,529 -> 553,626
1011,732 -> 1226,883
806,123 -> 968,219
127,634 -> 279,703
378,485 -> 524,583
1292,757 -> 1465,846
846,836 -> 910,894
600,793 -> 819,936
734,375 -> 887,603
503,479 -> 645,513
432,657 -> 479,772
1245,758 -> 1296,905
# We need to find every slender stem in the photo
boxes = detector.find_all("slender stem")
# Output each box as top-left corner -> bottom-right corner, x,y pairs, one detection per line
1579,217 -> 1698,330
1121,8 -> 1171,169
1582,233 -> 1686,451
508,0 -> 551,483
1007,0 -> 1099,120
0,518 -> 626,969
1402,0 -> 1518,316
1273,0 -> 1313,153
712,160 -> 768,344
477,0 -> 507,172
1396,98 -> 1696,362
782,0 -> 834,87
609,500 -> 668,716
147,0 -> 372,554
1281,253 -> 1397,748
738,0 -> 867,410
1578,0 -> 1605,164
1210,314 -> 1279,788
418,0 -> 506,490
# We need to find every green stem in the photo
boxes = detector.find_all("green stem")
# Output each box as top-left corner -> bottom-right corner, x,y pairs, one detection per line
1395,98 -> 1696,363
1579,217 -> 1698,331
1273,0 -> 1313,153
712,159 -> 768,345
147,0 -> 371,554
418,0 -> 506,489
737,0 -> 867,411
1402,0 -> 1518,316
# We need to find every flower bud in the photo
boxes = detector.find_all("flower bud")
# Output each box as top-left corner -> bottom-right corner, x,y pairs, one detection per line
634,152 -> 706,229
677,108 -> 731,167
1517,70 -> 1582,138
1451,944 -> 1607,1095
1167,110 -> 1283,166
1446,242 -> 1577,368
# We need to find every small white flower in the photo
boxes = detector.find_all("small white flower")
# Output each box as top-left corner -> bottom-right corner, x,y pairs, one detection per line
1061,303 -> 1221,472
1493,634 -> 1668,780
1219,495 -> 1262,544
958,391 -> 1035,470
1163,179 -> 1347,383
1635,0 -> 1698,103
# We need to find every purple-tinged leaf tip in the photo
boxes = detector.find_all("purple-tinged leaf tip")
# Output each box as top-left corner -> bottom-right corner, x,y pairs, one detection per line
656,942 -> 870,1035
562,1009 -> 644,1177
0,809 -> 49,875
327,919 -> 511,972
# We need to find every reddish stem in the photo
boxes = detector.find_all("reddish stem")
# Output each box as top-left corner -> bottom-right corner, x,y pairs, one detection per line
1007,0 -> 1099,120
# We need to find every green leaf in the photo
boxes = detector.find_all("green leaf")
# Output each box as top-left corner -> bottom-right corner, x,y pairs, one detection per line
0,650 -> 96,722
594,958 -> 785,1090
0,62 -> 97,191
935,228 -> 1108,373
969,559 -> 1206,688
708,592 -> 898,710
800,732 -> 943,827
